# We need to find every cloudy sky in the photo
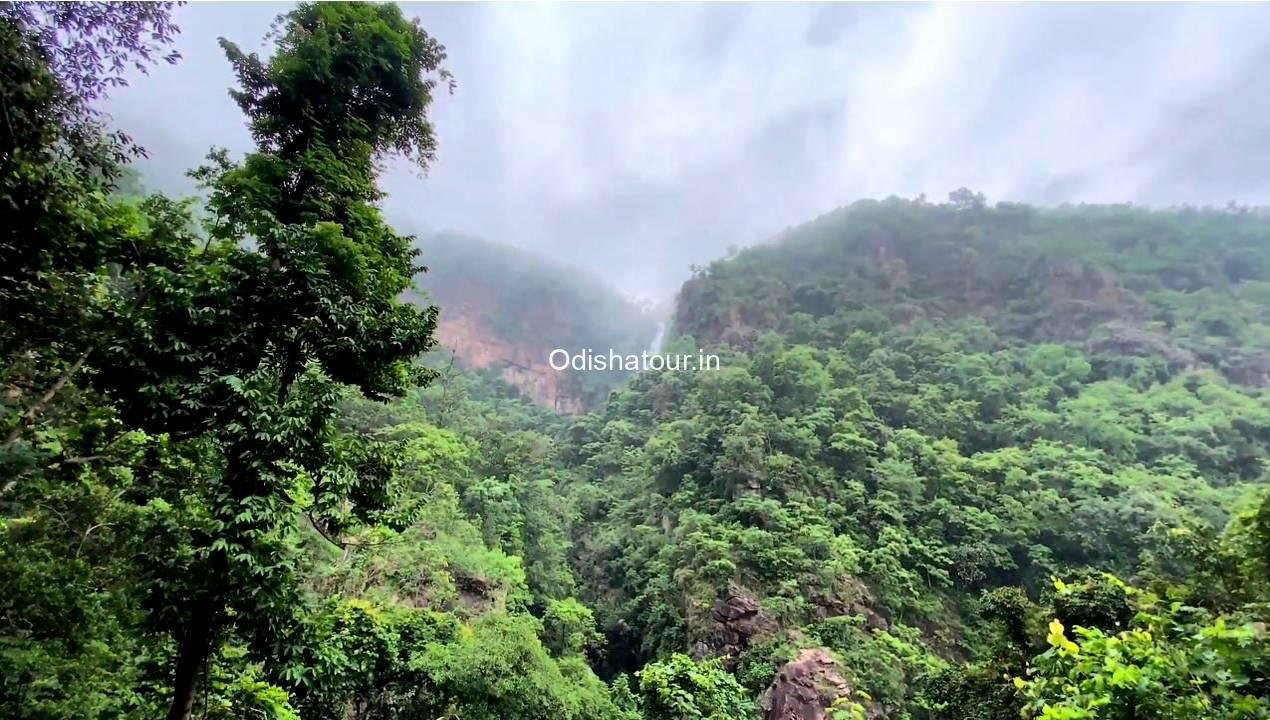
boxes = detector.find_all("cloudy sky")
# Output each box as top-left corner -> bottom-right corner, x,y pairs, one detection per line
103,2 -> 1270,300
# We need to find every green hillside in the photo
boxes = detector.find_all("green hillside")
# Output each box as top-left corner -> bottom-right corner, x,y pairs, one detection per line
558,193 -> 1270,717
2,5 -> 1266,720
675,192 -> 1270,386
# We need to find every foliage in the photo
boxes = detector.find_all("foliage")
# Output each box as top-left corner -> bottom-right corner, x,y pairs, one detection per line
543,598 -> 605,657
1016,604 -> 1267,719
554,191 -> 1270,716
636,653 -> 756,720
1,3 -> 447,718
674,194 -> 1270,386
2,4 -> 1268,720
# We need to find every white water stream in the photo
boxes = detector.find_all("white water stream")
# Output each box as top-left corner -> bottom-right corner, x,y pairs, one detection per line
646,321 -> 667,354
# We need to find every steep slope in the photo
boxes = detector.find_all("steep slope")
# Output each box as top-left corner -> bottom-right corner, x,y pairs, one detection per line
409,232 -> 658,413
557,192 -> 1270,717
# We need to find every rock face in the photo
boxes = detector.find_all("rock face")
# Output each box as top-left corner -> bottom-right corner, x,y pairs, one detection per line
409,233 -> 659,413
1087,320 -> 1197,372
693,586 -> 779,659
1225,351 -> 1270,387
434,306 -> 586,414
809,580 -> 890,632
761,648 -> 853,720
452,571 -> 500,614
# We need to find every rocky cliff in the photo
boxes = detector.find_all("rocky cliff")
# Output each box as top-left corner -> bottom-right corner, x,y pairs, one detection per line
433,297 -> 587,414
761,649 -> 855,720
411,231 -> 657,413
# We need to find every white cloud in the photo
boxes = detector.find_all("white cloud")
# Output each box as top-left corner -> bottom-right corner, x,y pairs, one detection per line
102,2 -> 1270,298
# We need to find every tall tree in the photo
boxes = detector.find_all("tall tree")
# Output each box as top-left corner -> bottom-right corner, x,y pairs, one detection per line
103,5 -> 452,717
1,4 -> 183,718
1,1 -> 180,410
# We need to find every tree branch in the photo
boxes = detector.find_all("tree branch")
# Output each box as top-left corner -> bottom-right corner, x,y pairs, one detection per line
4,350 -> 90,448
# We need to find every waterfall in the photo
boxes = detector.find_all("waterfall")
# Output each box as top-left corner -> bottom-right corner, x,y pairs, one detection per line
646,321 -> 667,354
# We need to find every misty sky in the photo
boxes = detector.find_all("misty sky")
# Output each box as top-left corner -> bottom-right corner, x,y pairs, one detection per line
103,2 -> 1270,300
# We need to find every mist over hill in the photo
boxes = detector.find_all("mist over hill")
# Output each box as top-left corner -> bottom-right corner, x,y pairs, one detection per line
99,2 -> 1270,299
675,193 -> 1270,386
407,232 -> 658,412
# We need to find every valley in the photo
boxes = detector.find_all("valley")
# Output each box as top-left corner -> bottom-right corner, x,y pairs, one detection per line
2,4 -> 1267,720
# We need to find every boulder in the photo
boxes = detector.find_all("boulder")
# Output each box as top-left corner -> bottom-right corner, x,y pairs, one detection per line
693,585 -> 779,659
761,648 -> 853,720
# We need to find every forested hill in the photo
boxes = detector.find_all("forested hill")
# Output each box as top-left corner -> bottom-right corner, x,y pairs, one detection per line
3,4 -> 1267,720
675,192 -> 1270,386
408,232 -> 657,413
552,191 -> 1270,717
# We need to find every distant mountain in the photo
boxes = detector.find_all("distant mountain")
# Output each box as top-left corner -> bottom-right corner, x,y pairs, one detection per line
408,232 -> 659,412
674,192 -> 1270,386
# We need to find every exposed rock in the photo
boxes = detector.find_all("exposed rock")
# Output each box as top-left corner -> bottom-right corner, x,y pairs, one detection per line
409,234 -> 659,413
693,585 -> 779,659
1034,258 -> 1123,305
718,306 -> 759,350
1087,320 -> 1197,371
451,571 -> 499,615
1225,351 -> 1270,387
433,306 -> 587,414
1089,324 -> 1270,387
810,581 -> 890,632
1001,258 -> 1146,343
859,610 -> 890,633
761,648 -> 855,720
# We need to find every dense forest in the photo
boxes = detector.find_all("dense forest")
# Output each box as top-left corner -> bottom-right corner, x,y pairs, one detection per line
1,4 -> 1266,720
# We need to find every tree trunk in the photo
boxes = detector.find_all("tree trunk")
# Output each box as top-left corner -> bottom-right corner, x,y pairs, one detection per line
165,605 -> 217,720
